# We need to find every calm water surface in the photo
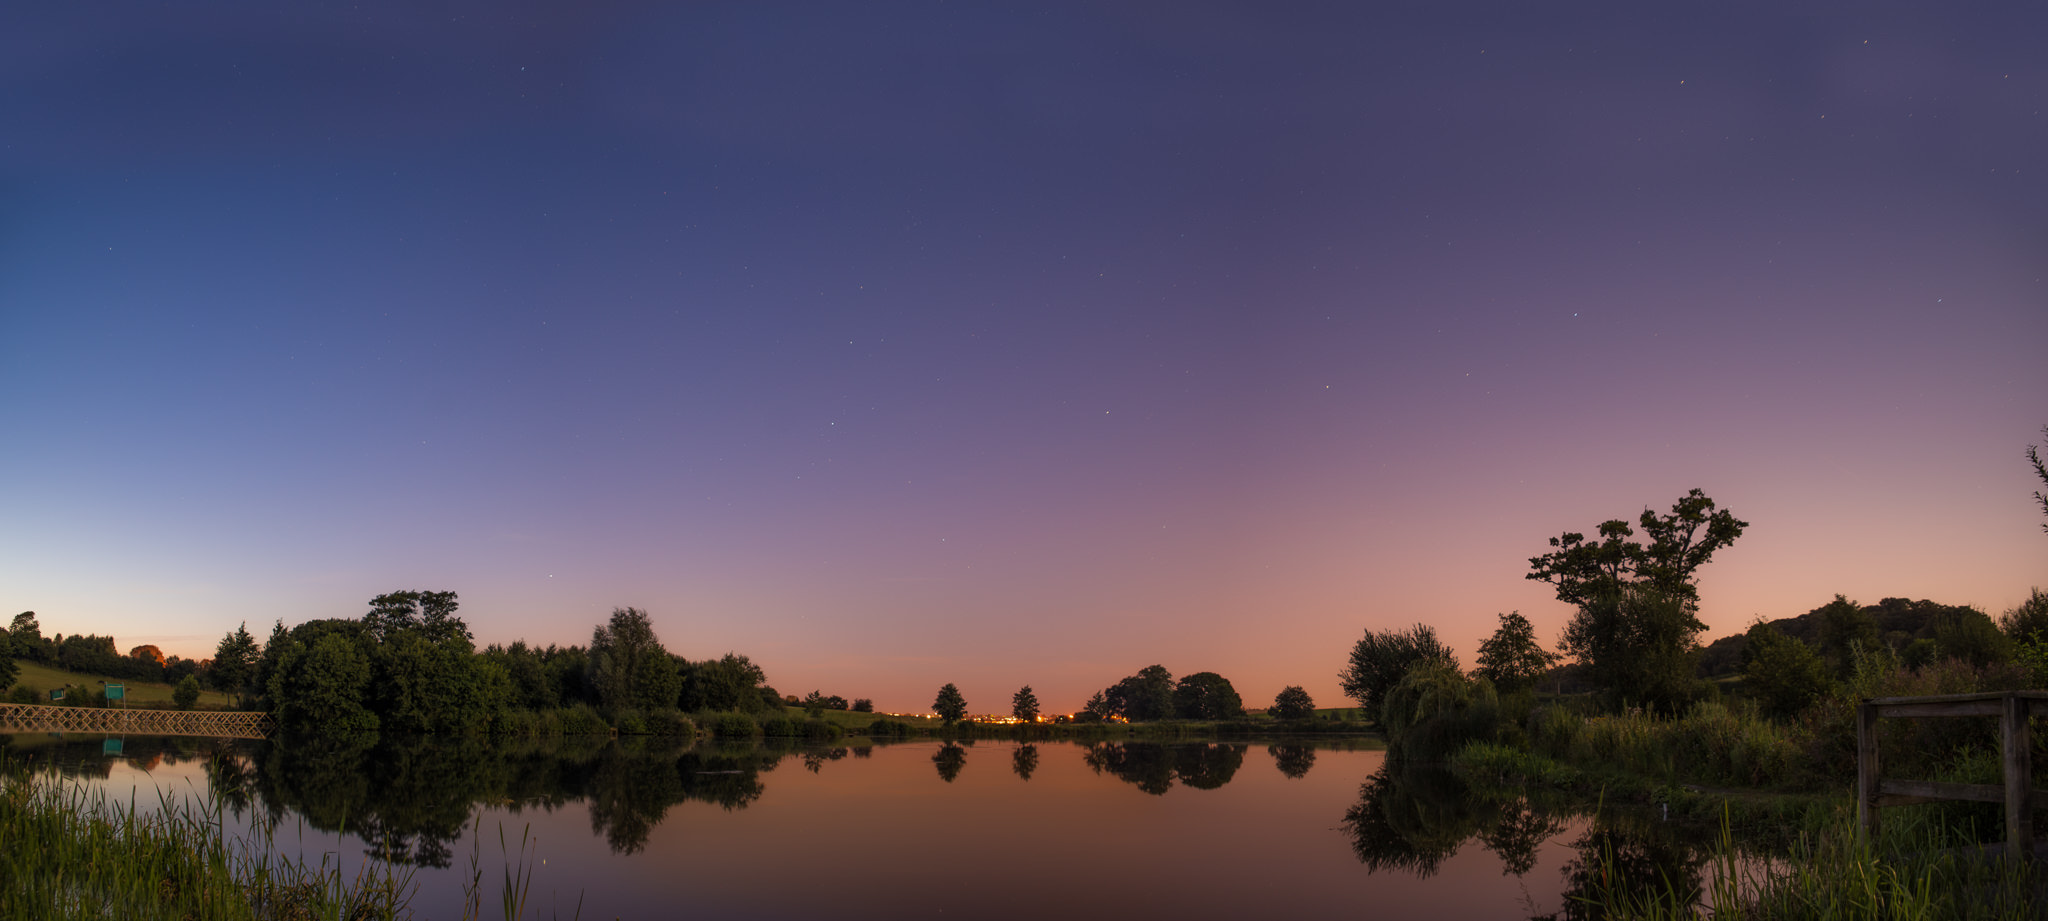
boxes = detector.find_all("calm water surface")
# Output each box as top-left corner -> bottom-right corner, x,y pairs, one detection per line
2,733 -> 1714,920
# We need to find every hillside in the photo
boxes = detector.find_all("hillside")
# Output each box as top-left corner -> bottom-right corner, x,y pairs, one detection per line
6,660 -> 237,709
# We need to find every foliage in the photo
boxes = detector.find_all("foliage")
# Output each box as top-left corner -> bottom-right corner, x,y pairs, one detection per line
1170,671 -> 1242,719
2030,424 -> 2048,534
1526,488 -> 1747,608
1561,585 -> 1708,714
588,607 -> 681,715
932,683 -> 967,724
172,675 -> 201,710
1012,743 -> 1039,780
1473,611 -> 1558,692
362,590 -> 467,645
270,634 -> 380,734
707,712 -> 760,739
8,611 -> 50,663
210,623 -> 260,695
1076,691 -> 1110,723
0,628 -> 14,691
1339,624 -> 1458,727
1741,621 -> 1832,720
1010,685 -> 1039,722
1998,587 -> 2048,642
851,698 -> 874,713
1100,665 -> 1176,722
1268,685 -> 1316,720
1931,606 -> 2009,668
932,743 -> 967,782
1379,662 -> 1499,761
677,653 -> 773,713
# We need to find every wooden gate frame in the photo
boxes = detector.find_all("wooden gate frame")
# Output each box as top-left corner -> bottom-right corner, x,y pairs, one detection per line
1858,690 -> 2048,856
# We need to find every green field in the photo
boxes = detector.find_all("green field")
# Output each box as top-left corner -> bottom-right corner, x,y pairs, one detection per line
6,660 -> 236,709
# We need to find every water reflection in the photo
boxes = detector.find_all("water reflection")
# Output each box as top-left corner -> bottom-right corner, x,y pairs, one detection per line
1012,743 -> 1039,781
1080,742 -> 1247,794
932,742 -> 967,782
1268,742 -> 1315,779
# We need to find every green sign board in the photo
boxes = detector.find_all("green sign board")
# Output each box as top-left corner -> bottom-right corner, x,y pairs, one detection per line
104,684 -> 125,701
48,689 -> 65,702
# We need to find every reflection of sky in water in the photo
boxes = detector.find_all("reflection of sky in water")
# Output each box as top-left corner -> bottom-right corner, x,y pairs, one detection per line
7,735 -> 1651,920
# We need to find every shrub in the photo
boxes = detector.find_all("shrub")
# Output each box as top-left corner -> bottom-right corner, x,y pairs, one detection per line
171,675 -> 201,710
709,712 -> 760,739
864,718 -> 912,737
802,719 -> 841,741
1380,662 -> 1499,761
556,703 -> 612,735
758,715 -> 798,737
612,709 -> 648,735
645,709 -> 697,737
8,685 -> 40,705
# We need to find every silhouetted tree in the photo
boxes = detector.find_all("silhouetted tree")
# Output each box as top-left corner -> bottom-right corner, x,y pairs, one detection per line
1740,621 -> 1830,719
211,623 -> 259,696
2028,425 -> 2048,534
1011,685 -> 1040,722
1268,685 -> 1316,720
933,683 -> 967,724
1269,743 -> 1316,779
1101,665 -> 1175,721
1474,612 -> 1557,692
1171,672 -> 1243,719
851,698 -> 874,713
589,607 -> 681,714
1340,625 -> 1457,727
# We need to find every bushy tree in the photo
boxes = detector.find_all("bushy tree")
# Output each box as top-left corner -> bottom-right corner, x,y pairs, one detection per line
172,674 -> 201,710
1814,595 -> 1880,679
270,633 -> 379,734
851,698 -> 874,713
211,623 -> 259,695
1999,588 -> 2048,642
9,612 -> 49,663
1474,612 -> 1558,692
678,653 -> 770,713
1741,622 -> 1830,719
1100,665 -> 1176,722
933,683 -> 967,724
1340,624 -> 1458,726
1171,672 -> 1243,719
1268,685 -> 1316,720
0,627 -> 16,691
1380,662 -> 1498,761
1077,690 -> 1111,722
589,607 -> 681,714
1011,685 -> 1040,722
1933,607 -> 2010,668
363,590 -> 467,644
1560,586 -> 1704,713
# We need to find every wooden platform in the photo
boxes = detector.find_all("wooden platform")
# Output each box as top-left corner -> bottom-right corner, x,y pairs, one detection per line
0,703 -> 273,739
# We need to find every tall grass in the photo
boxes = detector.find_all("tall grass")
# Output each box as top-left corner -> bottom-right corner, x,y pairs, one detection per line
0,763 -> 580,920
0,765 -> 414,919
1582,804 -> 2043,920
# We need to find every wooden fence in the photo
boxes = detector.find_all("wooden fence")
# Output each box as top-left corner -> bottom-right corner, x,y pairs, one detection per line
0,703 -> 273,739
1858,690 -> 2048,856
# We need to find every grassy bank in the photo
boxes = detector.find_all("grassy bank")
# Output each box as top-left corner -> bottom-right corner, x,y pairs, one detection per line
0,765 -> 414,919
8,660 -> 236,709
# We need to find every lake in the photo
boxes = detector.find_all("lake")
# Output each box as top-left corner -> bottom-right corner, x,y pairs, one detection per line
0,732 -> 1716,920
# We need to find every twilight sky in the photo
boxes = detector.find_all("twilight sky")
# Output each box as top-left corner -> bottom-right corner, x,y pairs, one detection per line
3,2 -> 2043,714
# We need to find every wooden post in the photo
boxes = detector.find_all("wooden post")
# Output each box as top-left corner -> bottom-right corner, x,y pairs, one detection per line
2004,694 -> 2033,858
1858,700 -> 1881,845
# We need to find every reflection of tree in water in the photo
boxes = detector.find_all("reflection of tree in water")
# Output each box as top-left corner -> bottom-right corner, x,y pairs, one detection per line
803,748 -> 849,774
1081,742 -> 1245,795
1268,743 -> 1315,779
1340,763 -> 1565,880
224,734 -> 792,863
933,743 -> 967,783
1538,820 -> 1706,921
1174,743 -> 1245,790
1478,799 -> 1563,877
1012,744 -> 1039,781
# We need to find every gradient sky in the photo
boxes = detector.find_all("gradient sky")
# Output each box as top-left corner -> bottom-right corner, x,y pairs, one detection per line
3,2 -> 2043,714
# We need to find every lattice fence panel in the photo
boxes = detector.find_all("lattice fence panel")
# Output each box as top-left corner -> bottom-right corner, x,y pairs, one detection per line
0,703 -> 273,739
